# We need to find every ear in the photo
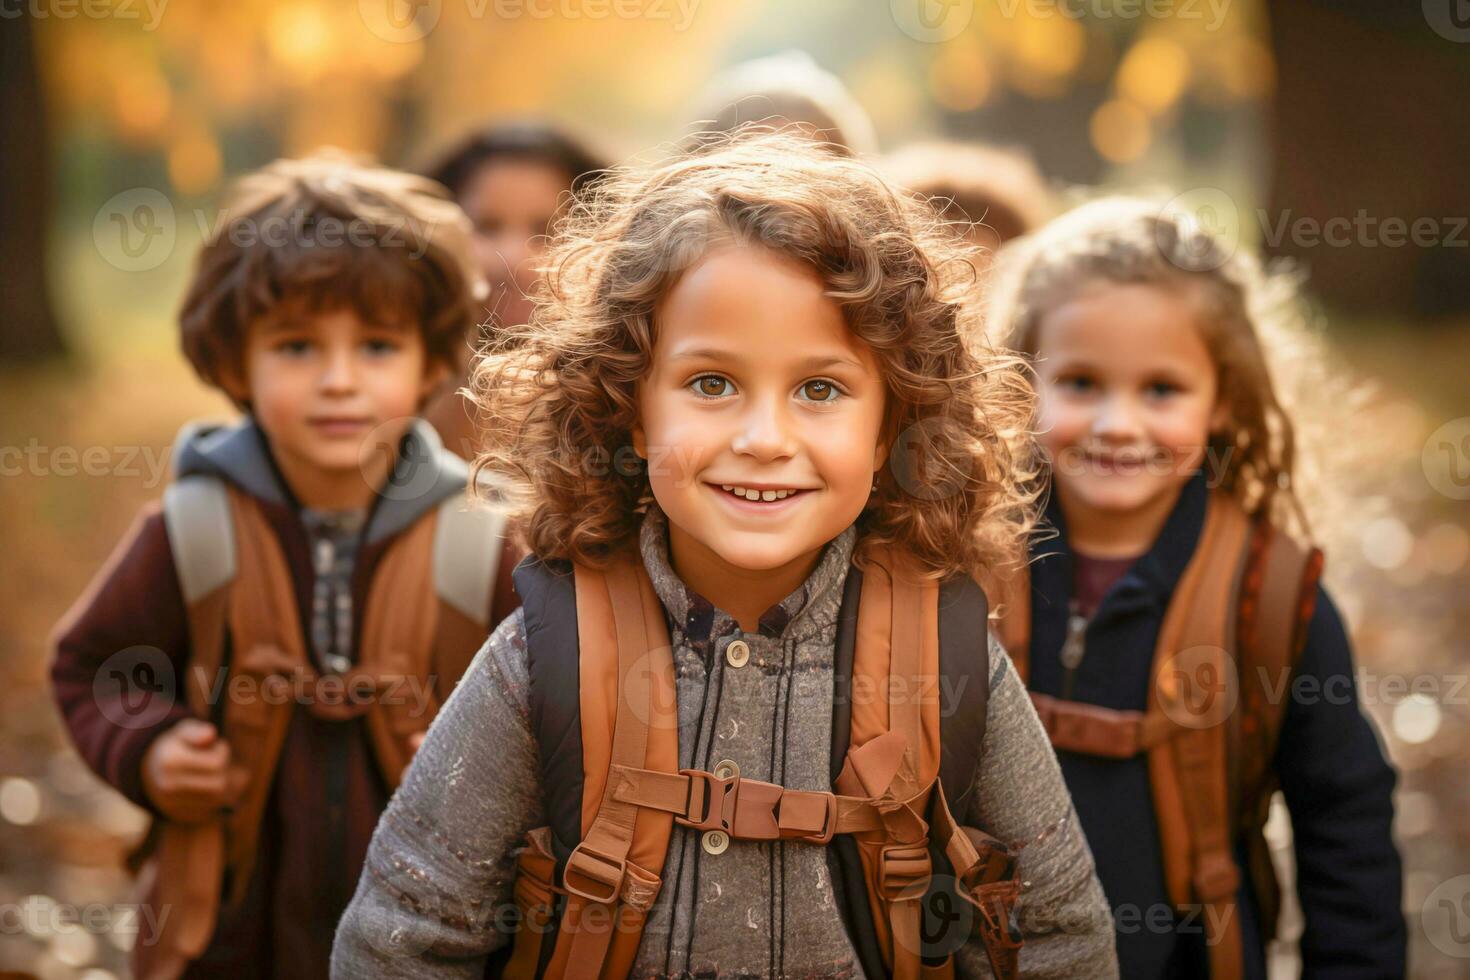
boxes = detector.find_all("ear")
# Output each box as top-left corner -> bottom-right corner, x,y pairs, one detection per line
218,363 -> 250,407
1209,397 -> 1232,435
421,360 -> 452,400
872,436 -> 890,474
631,424 -> 648,460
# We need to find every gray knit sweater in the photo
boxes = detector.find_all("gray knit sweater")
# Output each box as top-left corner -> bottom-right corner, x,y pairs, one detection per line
331,510 -> 1117,978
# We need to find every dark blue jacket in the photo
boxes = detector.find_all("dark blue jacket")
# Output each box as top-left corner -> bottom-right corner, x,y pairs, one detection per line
1025,472 -> 1406,979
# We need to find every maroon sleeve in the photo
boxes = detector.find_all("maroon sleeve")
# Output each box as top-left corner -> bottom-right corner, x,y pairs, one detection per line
49,503 -> 194,813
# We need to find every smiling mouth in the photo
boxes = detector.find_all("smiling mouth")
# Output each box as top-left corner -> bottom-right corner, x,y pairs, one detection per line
712,484 -> 814,503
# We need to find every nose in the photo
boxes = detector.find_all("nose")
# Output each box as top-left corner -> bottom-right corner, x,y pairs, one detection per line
731,394 -> 797,462
1093,392 -> 1144,442
319,344 -> 358,395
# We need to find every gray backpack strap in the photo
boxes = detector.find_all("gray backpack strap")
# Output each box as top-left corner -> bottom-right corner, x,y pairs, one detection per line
162,474 -> 237,603
432,493 -> 507,626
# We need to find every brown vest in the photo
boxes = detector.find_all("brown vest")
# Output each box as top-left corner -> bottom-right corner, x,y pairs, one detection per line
500,546 -> 1023,980
986,492 -> 1322,980
132,480 -> 503,980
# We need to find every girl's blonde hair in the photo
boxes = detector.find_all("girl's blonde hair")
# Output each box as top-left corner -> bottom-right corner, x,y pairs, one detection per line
472,131 -> 1040,578
987,195 -> 1337,538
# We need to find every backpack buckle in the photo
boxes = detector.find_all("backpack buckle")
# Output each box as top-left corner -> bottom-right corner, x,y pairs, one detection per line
877,842 -> 932,901
677,769 -> 737,833
562,842 -> 626,904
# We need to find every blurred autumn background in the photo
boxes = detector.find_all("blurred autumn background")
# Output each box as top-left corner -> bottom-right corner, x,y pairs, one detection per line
1,0 -> 1467,977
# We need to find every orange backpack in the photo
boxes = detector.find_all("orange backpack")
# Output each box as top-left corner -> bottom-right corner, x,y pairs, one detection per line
498,545 -> 1023,979
989,492 -> 1322,980
133,474 -> 506,980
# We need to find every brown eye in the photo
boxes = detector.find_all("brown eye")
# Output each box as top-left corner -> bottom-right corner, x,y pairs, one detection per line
799,380 -> 839,402
692,376 -> 731,397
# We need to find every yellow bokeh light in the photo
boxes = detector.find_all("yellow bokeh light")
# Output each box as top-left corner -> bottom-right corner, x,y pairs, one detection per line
931,44 -> 992,112
168,128 -> 223,197
1014,13 -> 1085,81
1090,98 -> 1151,163
266,4 -> 336,82
113,70 -> 172,144
1116,36 -> 1191,114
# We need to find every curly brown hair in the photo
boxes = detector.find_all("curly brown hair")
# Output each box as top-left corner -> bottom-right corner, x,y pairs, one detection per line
471,131 -> 1039,578
987,195 -> 1328,536
179,150 -> 484,405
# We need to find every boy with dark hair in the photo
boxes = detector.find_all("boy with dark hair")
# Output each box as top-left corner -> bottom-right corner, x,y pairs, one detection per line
50,151 -> 517,980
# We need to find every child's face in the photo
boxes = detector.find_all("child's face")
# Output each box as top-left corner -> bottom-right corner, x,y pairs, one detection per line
461,159 -> 569,331
1033,281 -> 1226,530
634,245 -> 888,581
231,306 -> 444,507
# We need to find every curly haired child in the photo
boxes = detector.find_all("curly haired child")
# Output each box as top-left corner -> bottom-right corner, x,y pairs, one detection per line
984,196 -> 1405,979
332,132 -> 1118,979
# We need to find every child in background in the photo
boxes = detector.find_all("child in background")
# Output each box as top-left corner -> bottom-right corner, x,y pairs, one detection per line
50,152 -> 515,980
333,133 -> 1117,978
419,122 -> 606,459
883,141 -> 1053,265
685,50 -> 880,156
986,197 -> 1404,979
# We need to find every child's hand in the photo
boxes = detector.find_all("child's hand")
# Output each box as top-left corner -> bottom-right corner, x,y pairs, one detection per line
141,719 -> 240,823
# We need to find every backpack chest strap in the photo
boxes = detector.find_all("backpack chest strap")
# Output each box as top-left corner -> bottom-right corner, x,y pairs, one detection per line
606,764 -> 894,844
1028,691 -> 1180,759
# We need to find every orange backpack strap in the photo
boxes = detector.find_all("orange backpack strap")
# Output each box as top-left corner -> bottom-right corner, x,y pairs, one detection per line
356,508 -> 441,790
1147,493 -> 1253,980
134,476 -> 236,980
837,546 -> 940,980
544,556 -> 678,980
1233,519 -> 1323,941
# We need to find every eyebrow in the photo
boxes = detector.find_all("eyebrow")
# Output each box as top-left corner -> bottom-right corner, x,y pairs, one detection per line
667,347 -> 866,372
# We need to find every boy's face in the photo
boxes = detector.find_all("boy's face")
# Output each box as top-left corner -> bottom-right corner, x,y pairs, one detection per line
634,245 -> 888,585
229,306 -> 445,508
1033,281 -> 1226,547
